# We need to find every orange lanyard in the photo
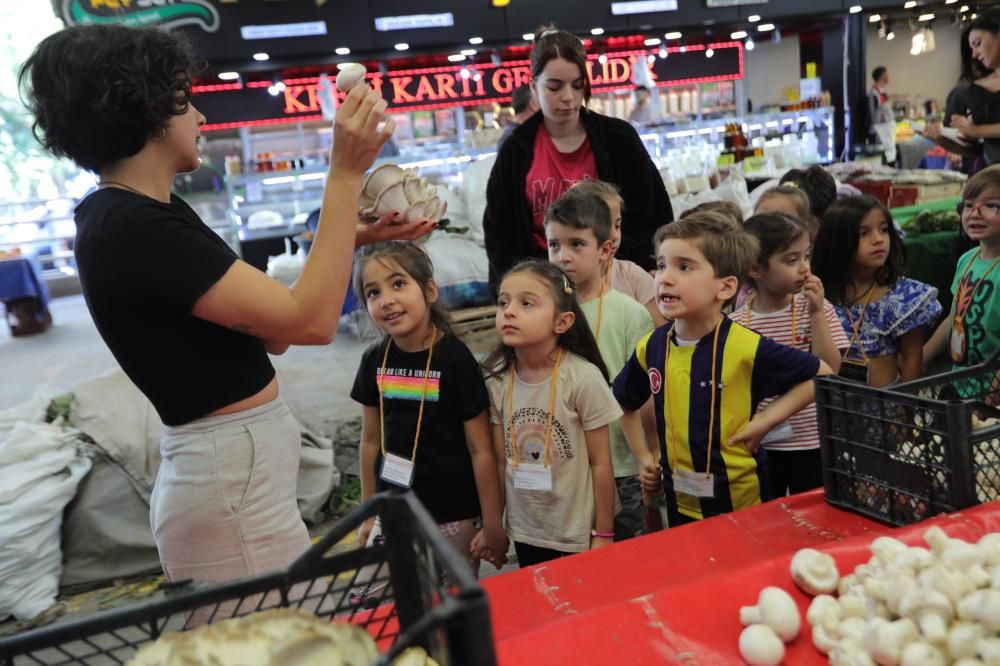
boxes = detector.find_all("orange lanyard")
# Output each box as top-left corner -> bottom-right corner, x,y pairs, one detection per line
745,293 -> 800,346
953,250 -> 1000,326
507,348 -> 563,468
594,282 -> 607,342
843,287 -> 875,363
377,328 -> 436,462
663,318 -> 723,478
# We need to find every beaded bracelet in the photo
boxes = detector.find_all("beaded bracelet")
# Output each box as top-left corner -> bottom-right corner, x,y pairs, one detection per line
590,529 -> 614,539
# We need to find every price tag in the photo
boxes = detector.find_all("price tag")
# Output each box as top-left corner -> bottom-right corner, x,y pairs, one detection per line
672,469 -> 715,498
380,453 -> 414,488
513,464 -> 553,491
761,419 -> 795,446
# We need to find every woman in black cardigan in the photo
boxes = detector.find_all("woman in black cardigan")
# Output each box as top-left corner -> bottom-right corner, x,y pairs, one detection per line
484,27 -> 673,293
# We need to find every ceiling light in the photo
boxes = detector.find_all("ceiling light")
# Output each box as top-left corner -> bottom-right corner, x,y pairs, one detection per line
944,0 -> 956,3
599,53 -> 608,64
904,1 -> 916,8
469,36 -> 483,44
644,37 -> 661,45
959,5 -> 970,13
394,43 -> 409,51
591,27 -> 605,35
918,13 -> 934,21
252,52 -> 269,61
267,85 -> 279,96
658,45 -> 668,58
748,15 -> 761,23
335,47 -> 351,56
869,14 -> 882,23
461,48 -> 476,55
731,30 -> 748,39
849,5 -> 862,13
448,54 -> 465,62
705,48 -> 714,58
460,66 -> 470,79
272,81 -> 286,92
887,30 -> 896,40
757,23 -> 775,32
971,12 -> 977,18
218,71 -> 239,80
647,54 -> 656,64
664,31 -> 682,39
522,32 -> 534,41
745,37 -> 755,50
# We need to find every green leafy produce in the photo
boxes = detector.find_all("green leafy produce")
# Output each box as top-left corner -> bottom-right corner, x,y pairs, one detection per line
903,209 -> 961,234
45,393 -> 73,423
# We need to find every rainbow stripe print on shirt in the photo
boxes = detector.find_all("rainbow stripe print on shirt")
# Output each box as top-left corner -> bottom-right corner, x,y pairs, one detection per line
377,369 -> 441,402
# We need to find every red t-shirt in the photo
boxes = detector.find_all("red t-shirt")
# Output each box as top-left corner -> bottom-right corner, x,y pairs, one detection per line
525,127 -> 597,252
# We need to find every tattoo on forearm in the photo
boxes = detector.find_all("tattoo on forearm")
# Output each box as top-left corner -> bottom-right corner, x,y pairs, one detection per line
232,323 -> 252,335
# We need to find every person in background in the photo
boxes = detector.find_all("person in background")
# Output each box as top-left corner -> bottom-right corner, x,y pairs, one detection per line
497,84 -> 539,150
729,213 -> 847,498
812,196 -> 942,387
867,66 -> 897,165
628,86 -> 655,125
484,25 -> 673,295
754,184 -> 812,220
779,166 -> 837,224
18,24 -> 414,586
485,260 -> 620,567
614,213 -> 833,527
544,190 -> 654,541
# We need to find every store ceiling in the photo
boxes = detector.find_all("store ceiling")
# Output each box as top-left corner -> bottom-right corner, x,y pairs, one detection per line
49,0 -> 988,83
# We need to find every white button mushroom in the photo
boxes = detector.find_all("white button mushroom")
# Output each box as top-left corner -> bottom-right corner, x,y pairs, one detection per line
738,624 -> 785,666
791,548 -> 841,596
959,591 -> 986,622
899,589 -> 954,645
924,526 -> 954,557
335,63 -> 367,93
807,594 -> 842,627
739,587 -> 801,642
976,589 -> 1000,633
886,574 -> 919,617
899,641 -> 947,666
920,565 -> 974,606
871,537 -> 910,568
979,534 -> 1000,567
954,659 -> 987,666
977,636 -> 1000,666
864,617 -> 919,666
948,621 -> 985,660
814,623 -> 840,655
829,637 -> 877,666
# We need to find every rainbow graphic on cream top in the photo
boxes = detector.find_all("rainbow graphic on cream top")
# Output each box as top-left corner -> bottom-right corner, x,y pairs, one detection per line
377,369 -> 441,402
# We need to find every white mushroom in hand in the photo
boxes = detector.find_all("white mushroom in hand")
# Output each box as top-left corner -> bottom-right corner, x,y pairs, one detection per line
739,587 -> 801,642
336,63 -> 367,93
738,624 -> 785,666
791,548 -> 841,596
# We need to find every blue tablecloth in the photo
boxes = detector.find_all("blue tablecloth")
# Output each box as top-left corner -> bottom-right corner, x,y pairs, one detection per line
0,257 -> 51,314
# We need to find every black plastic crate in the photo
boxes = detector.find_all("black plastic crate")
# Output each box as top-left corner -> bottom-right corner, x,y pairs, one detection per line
815,353 -> 1000,526
0,491 -> 495,665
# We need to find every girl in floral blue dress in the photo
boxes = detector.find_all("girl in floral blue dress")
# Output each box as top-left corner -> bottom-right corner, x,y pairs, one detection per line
812,196 -> 942,386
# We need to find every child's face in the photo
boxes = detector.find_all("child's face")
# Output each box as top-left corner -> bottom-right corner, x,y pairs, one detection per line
361,258 -> 435,340
754,234 -> 812,296
852,207 -> 891,273
755,195 -> 801,218
496,272 -> 574,348
654,238 -> 737,321
602,195 -> 623,256
961,186 -> 1000,247
546,220 -> 612,290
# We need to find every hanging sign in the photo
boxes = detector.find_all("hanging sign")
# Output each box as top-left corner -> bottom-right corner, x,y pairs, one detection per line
194,42 -> 743,132
60,0 -> 221,32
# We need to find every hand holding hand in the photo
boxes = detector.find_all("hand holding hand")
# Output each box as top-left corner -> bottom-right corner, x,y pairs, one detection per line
639,457 -> 663,494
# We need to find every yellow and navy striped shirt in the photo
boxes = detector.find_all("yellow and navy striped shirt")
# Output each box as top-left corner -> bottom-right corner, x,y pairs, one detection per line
613,317 -> 820,522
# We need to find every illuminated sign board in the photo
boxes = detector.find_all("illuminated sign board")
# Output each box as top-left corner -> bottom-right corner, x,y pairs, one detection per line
374,13 -> 455,31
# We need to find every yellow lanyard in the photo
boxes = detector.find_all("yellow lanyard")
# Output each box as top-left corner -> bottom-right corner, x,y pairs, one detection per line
745,293 -> 800,346
594,282 -> 607,342
377,328 -> 436,462
663,318 -> 723,479
953,250 -> 1000,327
843,287 -> 875,363
507,348 -> 563,468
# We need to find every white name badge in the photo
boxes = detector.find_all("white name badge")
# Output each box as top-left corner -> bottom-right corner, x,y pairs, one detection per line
513,464 -> 553,491
672,469 -> 715,498
761,419 -> 795,446
380,453 -> 415,488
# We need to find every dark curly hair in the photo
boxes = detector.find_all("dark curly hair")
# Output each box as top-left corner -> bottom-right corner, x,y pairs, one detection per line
19,25 -> 197,173
779,165 -> 837,221
961,8 -> 1000,82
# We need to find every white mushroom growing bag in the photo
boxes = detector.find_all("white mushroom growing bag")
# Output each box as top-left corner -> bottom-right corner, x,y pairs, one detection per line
0,422 -> 91,621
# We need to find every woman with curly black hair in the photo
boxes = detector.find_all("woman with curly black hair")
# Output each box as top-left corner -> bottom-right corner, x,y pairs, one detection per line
19,24 -> 400,585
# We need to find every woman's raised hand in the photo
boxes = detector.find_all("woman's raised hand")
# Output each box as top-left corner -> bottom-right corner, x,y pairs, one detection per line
330,85 -> 396,178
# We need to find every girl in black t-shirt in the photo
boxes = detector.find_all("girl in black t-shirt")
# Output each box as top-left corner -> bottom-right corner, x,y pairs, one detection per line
350,241 -> 508,588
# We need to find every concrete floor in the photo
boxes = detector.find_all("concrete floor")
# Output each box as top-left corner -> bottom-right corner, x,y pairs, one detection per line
0,294 -> 367,438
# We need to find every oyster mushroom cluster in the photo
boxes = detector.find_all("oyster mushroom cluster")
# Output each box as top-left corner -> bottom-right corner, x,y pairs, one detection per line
359,164 -> 448,224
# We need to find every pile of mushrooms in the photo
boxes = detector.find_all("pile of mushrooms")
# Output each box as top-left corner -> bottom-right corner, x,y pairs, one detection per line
738,527 -> 1000,666
357,164 -> 448,224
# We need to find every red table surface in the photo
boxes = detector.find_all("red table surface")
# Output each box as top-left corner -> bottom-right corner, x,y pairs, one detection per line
482,491 -> 1000,665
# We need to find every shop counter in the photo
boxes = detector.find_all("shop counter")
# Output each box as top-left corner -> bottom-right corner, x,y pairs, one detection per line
482,491 -> 1000,664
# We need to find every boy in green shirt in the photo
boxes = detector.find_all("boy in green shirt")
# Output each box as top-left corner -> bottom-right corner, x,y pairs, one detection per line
545,189 -> 655,539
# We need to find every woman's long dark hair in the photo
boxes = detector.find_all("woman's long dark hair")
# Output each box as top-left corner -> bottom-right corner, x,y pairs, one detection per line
352,241 -> 455,348
811,195 -> 906,306
483,260 -> 609,382
961,9 -> 1000,82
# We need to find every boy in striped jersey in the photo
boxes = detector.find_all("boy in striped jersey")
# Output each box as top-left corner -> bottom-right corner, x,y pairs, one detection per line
613,213 -> 834,526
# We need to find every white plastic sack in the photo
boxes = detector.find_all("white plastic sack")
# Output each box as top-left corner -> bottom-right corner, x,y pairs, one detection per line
424,234 -> 491,309
459,154 -> 496,244
266,238 -> 305,287
0,422 -> 91,621
670,171 -> 753,220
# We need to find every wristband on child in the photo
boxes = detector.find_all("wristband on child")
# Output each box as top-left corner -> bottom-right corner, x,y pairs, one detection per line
590,530 -> 614,539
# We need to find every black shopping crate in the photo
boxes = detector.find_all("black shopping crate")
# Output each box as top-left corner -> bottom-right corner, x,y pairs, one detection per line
0,491 -> 495,666
815,353 -> 1000,526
